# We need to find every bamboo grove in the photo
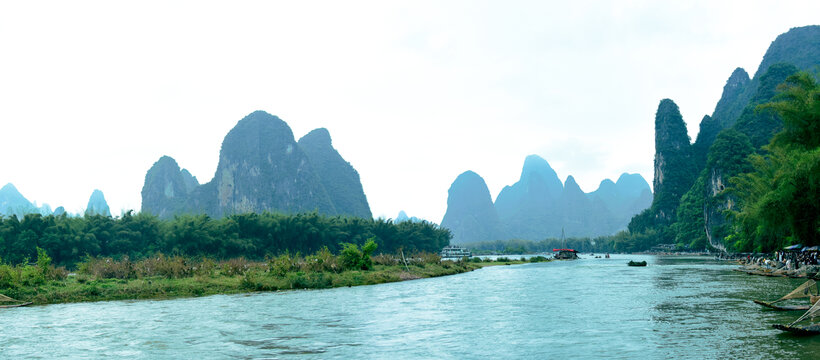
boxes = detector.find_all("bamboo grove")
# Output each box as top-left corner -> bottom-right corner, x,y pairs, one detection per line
0,211 -> 451,267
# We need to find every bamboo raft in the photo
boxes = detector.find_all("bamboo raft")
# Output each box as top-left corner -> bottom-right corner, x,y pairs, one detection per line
753,279 -> 818,311
0,302 -> 32,308
0,293 -> 31,308
753,300 -> 811,311
770,280 -> 820,335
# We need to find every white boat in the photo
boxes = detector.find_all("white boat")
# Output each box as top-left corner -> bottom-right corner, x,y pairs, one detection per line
441,245 -> 471,259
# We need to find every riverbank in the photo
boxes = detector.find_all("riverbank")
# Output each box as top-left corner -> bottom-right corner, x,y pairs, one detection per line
2,257 -> 545,306
735,262 -> 820,279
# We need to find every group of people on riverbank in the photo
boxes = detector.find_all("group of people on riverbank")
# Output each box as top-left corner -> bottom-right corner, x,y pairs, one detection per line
734,248 -> 820,278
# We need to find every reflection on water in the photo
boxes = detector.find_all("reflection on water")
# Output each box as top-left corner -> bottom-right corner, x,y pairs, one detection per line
1,255 -> 819,359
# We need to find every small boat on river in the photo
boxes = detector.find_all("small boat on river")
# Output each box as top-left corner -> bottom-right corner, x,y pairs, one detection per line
552,228 -> 578,260
754,279 -> 818,311
627,260 -> 647,266
553,249 -> 578,260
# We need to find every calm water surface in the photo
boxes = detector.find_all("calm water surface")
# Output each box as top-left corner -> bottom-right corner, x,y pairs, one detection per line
2,255 -> 819,359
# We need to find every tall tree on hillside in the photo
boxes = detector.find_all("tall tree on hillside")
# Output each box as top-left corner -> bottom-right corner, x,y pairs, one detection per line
728,72 -> 820,251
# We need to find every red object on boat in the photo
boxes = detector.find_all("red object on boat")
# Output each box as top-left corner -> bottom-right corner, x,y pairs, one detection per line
553,249 -> 576,252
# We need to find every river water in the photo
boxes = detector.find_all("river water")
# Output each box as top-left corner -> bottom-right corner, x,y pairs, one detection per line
2,255 -> 819,359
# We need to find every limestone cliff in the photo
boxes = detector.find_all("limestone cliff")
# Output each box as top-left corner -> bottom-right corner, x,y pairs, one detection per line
298,128 -> 371,219
140,111 -> 371,218
141,156 -> 199,218
651,99 -> 696,224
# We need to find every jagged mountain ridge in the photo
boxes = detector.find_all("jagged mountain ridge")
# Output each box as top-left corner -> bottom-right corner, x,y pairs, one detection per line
442,156 -> 652,243
141,111 -> 371,219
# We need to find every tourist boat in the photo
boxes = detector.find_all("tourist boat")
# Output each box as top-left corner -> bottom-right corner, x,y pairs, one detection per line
440,245 -> 471,259
553,249 -> 578,260
754,279 -> 817,311
773,298 -> 820,335
627,260 -> 647,266
552,228 -> 578,260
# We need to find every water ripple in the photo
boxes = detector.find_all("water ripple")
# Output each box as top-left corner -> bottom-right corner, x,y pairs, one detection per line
2,255 -> 819,359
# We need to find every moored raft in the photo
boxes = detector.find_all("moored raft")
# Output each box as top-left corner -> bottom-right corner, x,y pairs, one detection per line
753,300 -> 811,311
0,293 -> 31,308
772,323 -> 820,335
773,291 -> 820,335
754,279 -> 818,311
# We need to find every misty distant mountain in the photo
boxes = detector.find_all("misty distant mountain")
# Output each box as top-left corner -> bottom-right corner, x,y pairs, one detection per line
0,183 -> 38,218
395,210 -> 422,223
494,155 -> 563,222
141,111 -> 371,219
588,173 -> 653,227
0,183 -> 67,217
85,189 -> 111,216
441,155 -> 652,243
440,171 -> 500,243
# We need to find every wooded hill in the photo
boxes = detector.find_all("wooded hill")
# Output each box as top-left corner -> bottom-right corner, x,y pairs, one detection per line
622,25 -> 820,253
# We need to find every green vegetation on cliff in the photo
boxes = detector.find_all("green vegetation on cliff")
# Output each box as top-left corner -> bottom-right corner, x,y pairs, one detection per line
624,26 -> 820,252
626,99 -> 696,245
727,72 -> 820,251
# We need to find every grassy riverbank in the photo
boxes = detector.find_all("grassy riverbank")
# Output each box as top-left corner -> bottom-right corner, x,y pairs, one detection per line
1,251 -> 548,306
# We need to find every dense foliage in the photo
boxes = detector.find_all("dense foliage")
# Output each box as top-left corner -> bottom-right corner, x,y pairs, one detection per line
626,99 -> 696,246
727,72 -> 820,252
0,211 -> 450,267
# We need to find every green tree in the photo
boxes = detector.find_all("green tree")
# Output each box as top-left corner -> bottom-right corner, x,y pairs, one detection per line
728,72 -> 820,251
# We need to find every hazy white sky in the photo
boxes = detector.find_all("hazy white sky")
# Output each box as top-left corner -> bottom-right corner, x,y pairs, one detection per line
1,1 -> 818,222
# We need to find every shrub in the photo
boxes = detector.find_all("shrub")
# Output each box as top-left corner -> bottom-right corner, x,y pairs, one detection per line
302,247 -> 340,273
269,253 -> 298,277
134,254 -> 193,278
79,256 -> 136,279
20,265 -> 45,286
36,247 -> 51,277
372,254 -> 398,266
194,258 -> 217,277
222,257 -> 252,276
340,238 -> 378,271
0,264 -> 18,288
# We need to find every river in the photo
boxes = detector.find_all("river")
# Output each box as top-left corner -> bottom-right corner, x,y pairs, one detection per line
2,255 -> 819,359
